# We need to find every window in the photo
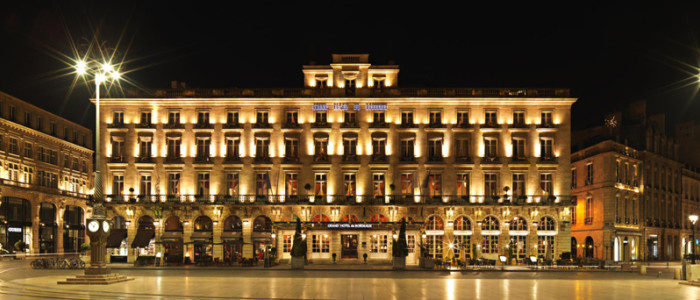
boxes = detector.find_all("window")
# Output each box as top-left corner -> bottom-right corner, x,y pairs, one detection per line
23,142 -> 32,158
481,216 -> 500,231
285,137 -> 299,158
429,110 -> 442,125
197,173 -> 210,196
510,217 -> 527,231
140,175 -> 152,196
167,137 -> 181,158
285,111 -> 298,125
111,137 -> 124,159
50,121 -> 56,135
312,234 -> 330,253
541,111 -> 553,126
8,106 -> 16,121
315,111 -> 327,124
407,235 -> 416,254
540,138 -> 553,159
426,235 -> 443,259
314,137 -> 327,160
512,110 -> 525,126
140,111 -> 152,125
456,111 -> 469,127
585,197 -> 593,223
344,173 -> 356,196
537,217 -> 555,231
255,137 -> 269,158
454,216 -> 471,231
24,111 -> 31,127
585,163 -> 593,185
227,111 -> 239,125
512,138 -> 526,159
196,137 -> 211,158
537,236 -> 555,258
226,173 -> 239,196
343,137 -> 357,158
72,158 -> 79,171
484,138 -> 498,158
540,173 -> 553,195
373,111 -> 385,124
512,174 -> 525,197
369,234 -> 388,253
456,138 -> 469,159
484,110 -> 497,126
456,174 -> 469,197
8,138 -> 18,154
485,173 -> 498,196
315,173 -> 327,197
571,169 -> 577,189
283,235 -> 293,253
428,174 -> 441,197
571,206 -> 577,225
64,154 -> 70,168
256,173 -> 269,196
285,173 -> 297,196
139,136 -> 152,158
401,111 -> 413,126
428,138 -> 442,160
197,111 -> 210,125
509,236 -> 527,259
113,111 -> 124,125
226,138 -> 240,158
344,111 -> 356,125
168,173 -> 180,195
400,138 -> 414,159
113,175 -> 124,195
372,137 -> 386,157
401,173 -> 414,196
81,160 -> 87,173
64,128 -> 69,140
6,162 -> 19,181
481,236 -> 498,254
373,173 -> 385,197
168,111 -> 180,125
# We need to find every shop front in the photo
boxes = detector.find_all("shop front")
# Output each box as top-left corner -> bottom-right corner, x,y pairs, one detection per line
192,216 -> 213,263
132,216 -> 156,265
252,215 -> 273,261
162,216 -> 184,264
221,215 -> 243,263
38,202 -> 57,254
62,205 -> 85,254
106,216 -> 128,263
0,197 -> 32,254
303,218 -> 398,263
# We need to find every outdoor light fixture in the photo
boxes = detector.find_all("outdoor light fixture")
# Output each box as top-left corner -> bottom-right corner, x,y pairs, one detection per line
243,220 -> 250,226
153,221 -> 160,226
690,214 -> 698,264
125,220 -> 131,226
271,233 -> 276,239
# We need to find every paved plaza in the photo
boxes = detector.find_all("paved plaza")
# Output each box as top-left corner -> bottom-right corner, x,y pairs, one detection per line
0,261 -> 697,299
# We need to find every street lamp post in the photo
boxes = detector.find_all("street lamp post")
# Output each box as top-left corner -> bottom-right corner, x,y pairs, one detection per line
690,214 -> 698,265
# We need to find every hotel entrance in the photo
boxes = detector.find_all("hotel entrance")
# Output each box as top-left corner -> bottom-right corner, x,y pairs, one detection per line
341,234 -> 358,259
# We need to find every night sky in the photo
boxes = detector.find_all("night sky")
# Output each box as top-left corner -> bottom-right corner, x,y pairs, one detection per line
1,2 -> 700,132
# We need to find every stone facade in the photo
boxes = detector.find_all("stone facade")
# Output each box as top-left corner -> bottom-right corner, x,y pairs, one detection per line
99,54 -> 576,265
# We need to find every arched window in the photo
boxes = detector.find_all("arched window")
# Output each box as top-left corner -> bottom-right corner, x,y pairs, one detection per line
509,217 -> 527,231
585,236 -> 594,258
39,202 -> 56,225
537,216 -> 555,231
312,214 -> 330,223
425,215 -> 444,230
453,216 -> 471,231
571,237 -> 578,258
340,214 -> 358,223
369,214 -> 387,223
253,215 -> 272,232
194,216 -> 213,231
164,216 -> 183,232
401,216 -> 414,224
481,216 -> 499,231
223,215 -> 242,232
138,215 -> 155,230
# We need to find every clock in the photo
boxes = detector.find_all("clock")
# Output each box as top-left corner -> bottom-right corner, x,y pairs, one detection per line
102,220 -> 110,233
88,220 -> 100,232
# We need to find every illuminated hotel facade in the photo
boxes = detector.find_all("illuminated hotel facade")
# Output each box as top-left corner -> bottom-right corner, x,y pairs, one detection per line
100,54 -> 576,265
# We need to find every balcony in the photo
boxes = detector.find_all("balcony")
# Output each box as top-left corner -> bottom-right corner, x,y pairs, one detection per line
312,122 -> 331,129
481,122 -> 500,129
194,156 -> 214,164
340,122 -> 359,129
399,156 -> 416,163
510,156 -> 528,163
538,156 -> 557,164
372,154 -> 388,163
508,122 -> 528,129
427,122 -> 445,129
481,156 -> 500,164
222,122 -> 243,129
108,122 -> 126,129
537,122 -> 556,129
342,154 -> 359,163
283,122 -> 301,129
369,122 -> 389,129
427,156 -> 443,163
109,156 -> 126,163
135,156 -> 154,164
194,123 -> 214,129
163,123 -> 184,129
314,154 -> 329,163
254,156 -> 271,164
454,156 -> 472,164
399,122 -> 416,129
223,156 -> 242,164
135,122 -> 156,129
283,156 -> 301,164
164,156 -> 184,164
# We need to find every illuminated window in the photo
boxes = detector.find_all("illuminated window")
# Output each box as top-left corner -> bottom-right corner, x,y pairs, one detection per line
484,137 -> 498,158
111,137 -> 124,159
540,173 -> 553,195
537,236 -> 555,258
256,173 -> 269,196
312,234 -> 330,253
512,173 -> 525,196
344,173 -> 356,196
540,138 -> 553,159
255,137 -> 269,158
8,138 -> 18,154
456,174 -> 469,197
344,111 -> 356,125
512,110 -> 525,126
197,173 -> 210,196
541,111 -> 553,126
315,173 -> 327,197
226,173 -> 239,196
456,138 -> 469,159
509,236 -> 527,258
314,137 -> 328,160
481,235 -> 499,254
5,162 -> 18,181
113,111 -> 124,124
285,173 -> 297,196
401,173 -> 414,196
166,137 -> 181,158
197,111 -> 210,125
226,138 -> 239,158
454,216 -> 471,231
343,137 -> 357,159
196,137 -> 211,158
369,234 -> 388,253
457,111 -> 469,127
112,174 -> 124,195
407,235 -> 416,253
585,197 -> 593,223
485,173 -> 498,196
168,173 -> 180,196
285,111 -> 298,125
484,110 -> 497,126
140,175 -> 152,196
428,138 -> 442,160
481,216 -> 500,231
429,110 -> 442,125
426,234 -> 443,259
571,206 -> 577,225
373,111 -> 385,124
139,136 -> 152,158
168,111 -> 180,124
401,111 -> 413,126
315,111 -> 327,124
428,174 -> 441,197
226,111 -> 239,125
285,137 -> 299,158
373,173 -> 385,197
140,111 -> 152,125
23,142 -> 32,158
400,138 -> 414,159
510,217 -> 527,231
283,235 -> 293,253
538,217 -> 555,231
256,110 -> 269,125
372,137 -> 386,156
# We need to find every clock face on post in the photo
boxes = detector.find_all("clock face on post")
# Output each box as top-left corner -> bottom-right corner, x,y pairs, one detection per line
88,220 -> 100,232
102,221 -> 110,233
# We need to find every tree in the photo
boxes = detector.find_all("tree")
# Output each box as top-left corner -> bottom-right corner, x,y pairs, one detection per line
290,218 -> 306,257
393,219 -> 409,258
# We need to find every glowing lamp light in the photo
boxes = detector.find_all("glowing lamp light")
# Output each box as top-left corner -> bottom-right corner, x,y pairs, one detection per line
102,63 -> 113,73
95,73 -> 107,83
76,60 -> 87,75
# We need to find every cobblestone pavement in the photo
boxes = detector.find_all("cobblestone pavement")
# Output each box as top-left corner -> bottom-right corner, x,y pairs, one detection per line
0,260 -> 696,299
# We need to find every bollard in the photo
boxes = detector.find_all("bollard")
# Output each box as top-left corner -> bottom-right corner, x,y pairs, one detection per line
674,269 -> 681,280
639,265 -> 647,275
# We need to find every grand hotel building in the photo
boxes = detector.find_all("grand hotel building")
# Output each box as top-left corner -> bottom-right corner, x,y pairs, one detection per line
100,54 -> 576,265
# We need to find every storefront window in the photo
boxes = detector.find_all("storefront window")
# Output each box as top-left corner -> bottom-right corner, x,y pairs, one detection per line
283,235 -> 293,253
407,235 -> 416,253
369,234 -> 388,253
481,235 -> 498,254
312,234 -> 330,253
426,235 -> 443,259
509,236 -> 527,259
454,235 -> 470,257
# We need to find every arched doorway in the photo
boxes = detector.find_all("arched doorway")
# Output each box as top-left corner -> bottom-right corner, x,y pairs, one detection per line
63,205 -> 85,253
571,237 -> 578,259
252,215 -> 273,261
222,215 -> 243,263
163,216 -> 184,264
193,216 -> 213,263
585,236 -> 594,258
0,197 -> 32,254
424,215 -> 444,259
39,202 -> 57,254
107,216 -> 128,262
132,216 -> 156,261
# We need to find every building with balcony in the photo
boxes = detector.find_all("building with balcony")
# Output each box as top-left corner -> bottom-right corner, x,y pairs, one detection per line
0,91 -> 93,255
98,54 -> 576,265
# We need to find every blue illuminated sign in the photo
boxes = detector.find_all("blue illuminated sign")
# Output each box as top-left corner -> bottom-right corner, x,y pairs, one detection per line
312,104 -> 328,111
365,103 -> 387,111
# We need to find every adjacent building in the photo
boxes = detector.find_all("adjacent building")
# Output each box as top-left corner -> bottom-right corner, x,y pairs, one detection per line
0,91 -> 93,255
99,54 -> 577,265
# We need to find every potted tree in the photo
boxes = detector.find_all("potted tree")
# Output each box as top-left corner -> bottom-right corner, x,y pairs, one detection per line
392,219 -> 409,270
13,241 -> 26,259
332,253 -> 337,264
290,218 -> 306,269
80,242 -> 91,261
